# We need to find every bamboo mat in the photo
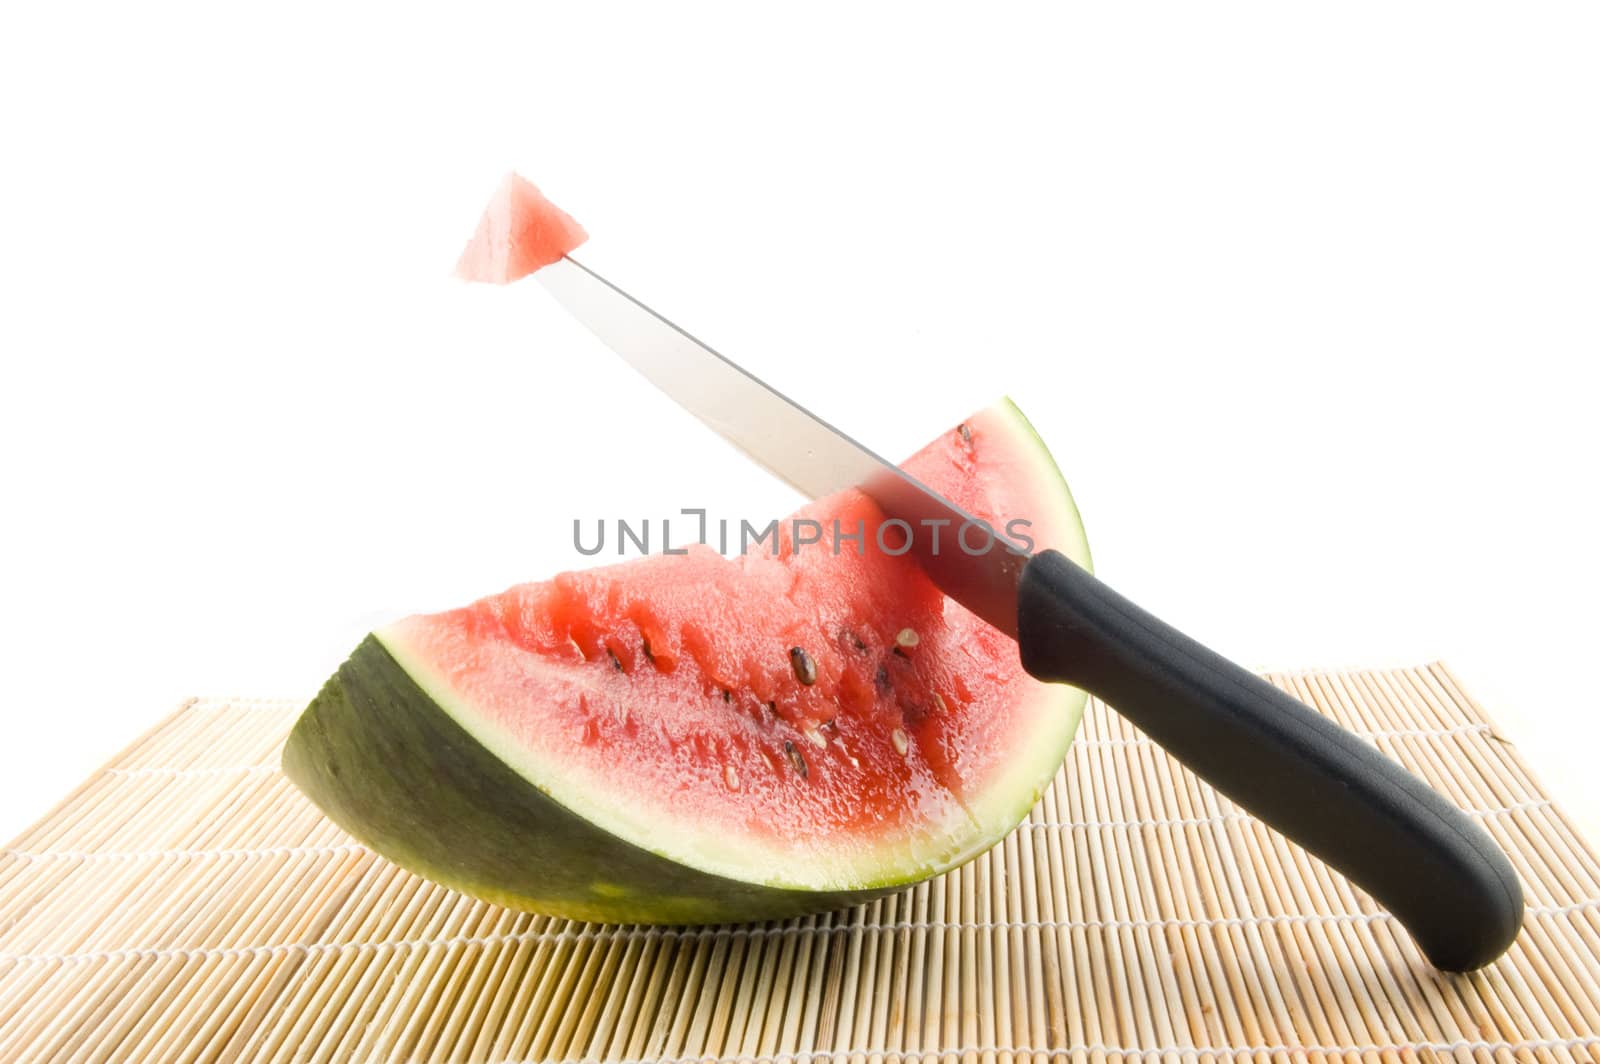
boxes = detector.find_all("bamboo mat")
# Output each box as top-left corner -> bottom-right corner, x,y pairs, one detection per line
2,665 -> 1598,1063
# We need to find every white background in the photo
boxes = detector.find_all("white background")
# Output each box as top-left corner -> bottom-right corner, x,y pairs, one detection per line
2,3 -> 1595,847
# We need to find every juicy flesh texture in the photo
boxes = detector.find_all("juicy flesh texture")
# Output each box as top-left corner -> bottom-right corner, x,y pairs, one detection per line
386,409 -> 1069,861
454,172 -> 588,284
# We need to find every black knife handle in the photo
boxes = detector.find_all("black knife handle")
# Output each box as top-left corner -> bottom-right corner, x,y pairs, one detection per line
1016,549 -> 1522,971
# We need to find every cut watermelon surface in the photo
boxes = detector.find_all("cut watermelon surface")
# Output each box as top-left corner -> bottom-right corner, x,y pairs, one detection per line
454,172 -> 588,284
285,400 -> 1091,923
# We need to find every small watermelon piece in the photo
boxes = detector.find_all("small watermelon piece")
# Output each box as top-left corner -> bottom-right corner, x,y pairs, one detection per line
454,172 -> 588,284
284,400 -> 1091,923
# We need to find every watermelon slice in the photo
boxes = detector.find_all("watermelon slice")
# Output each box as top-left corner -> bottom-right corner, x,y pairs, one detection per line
454,172 -> 588,284
284,401 -> 1091,923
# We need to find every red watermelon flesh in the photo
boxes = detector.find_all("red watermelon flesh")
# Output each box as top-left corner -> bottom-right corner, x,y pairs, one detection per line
454,172 -> 588,284
378,400 -> 1092,896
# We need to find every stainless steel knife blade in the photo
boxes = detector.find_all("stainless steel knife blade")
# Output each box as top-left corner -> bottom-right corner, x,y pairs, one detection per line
537,256 -> 1029,636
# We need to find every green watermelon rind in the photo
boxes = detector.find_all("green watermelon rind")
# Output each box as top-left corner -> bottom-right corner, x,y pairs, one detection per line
283,397 -> 1091,921
283,634 -> 898,923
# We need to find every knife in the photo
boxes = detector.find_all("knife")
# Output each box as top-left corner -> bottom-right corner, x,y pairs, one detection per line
537,255 -> 1523,972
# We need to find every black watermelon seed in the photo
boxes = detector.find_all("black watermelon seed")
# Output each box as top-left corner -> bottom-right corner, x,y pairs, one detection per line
784,739 -> 809,779
875,665 -> 891,691
958,423 -> 972,443
605,648 -> 624,672
789,646 -> 817,686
